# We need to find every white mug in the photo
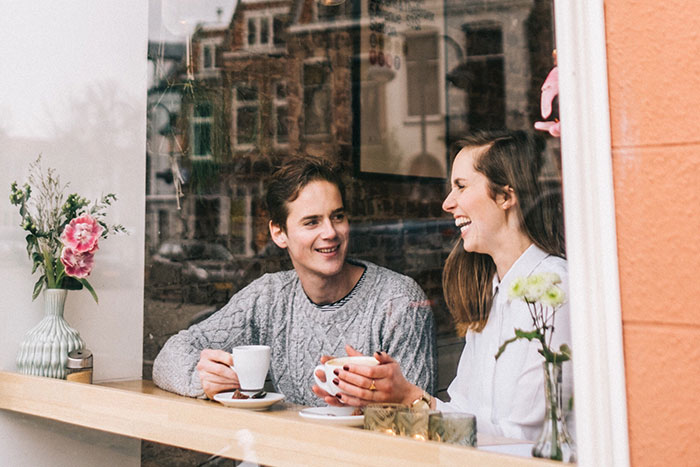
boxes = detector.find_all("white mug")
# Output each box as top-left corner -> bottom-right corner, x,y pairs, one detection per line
313,356 -> 379,396
231,345 -> 271,391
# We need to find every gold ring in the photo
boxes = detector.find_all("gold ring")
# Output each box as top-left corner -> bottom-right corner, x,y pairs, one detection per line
369,379 -> 377,391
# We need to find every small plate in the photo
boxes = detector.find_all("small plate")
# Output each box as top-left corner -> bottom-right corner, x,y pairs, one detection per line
298,406 -> 364,426
214,391 -> 285,410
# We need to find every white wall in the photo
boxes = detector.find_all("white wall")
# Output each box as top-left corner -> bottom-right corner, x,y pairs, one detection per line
0,1 -> 147,465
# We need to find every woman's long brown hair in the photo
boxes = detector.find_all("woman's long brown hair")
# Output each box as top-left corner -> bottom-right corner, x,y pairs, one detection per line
442,131 -> 565,335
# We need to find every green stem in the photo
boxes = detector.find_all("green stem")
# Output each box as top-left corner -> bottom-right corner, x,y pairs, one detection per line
42,248 -> 57,288
545,363 -> 563,461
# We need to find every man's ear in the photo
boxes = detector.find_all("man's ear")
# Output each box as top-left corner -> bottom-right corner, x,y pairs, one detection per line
269,220 -> 288,249
499,185 -> 518,210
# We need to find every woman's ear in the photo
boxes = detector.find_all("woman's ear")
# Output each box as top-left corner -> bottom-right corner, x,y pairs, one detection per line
499,186 -> 518,210
269,220 -> 288,249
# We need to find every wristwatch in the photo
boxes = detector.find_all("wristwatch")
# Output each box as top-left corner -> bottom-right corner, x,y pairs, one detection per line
410,390 -> 432,411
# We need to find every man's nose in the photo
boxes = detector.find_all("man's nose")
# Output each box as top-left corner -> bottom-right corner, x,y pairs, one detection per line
320,218 -> 337,238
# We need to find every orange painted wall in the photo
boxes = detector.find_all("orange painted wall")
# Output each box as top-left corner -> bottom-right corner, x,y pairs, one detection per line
604,0 -> 700,465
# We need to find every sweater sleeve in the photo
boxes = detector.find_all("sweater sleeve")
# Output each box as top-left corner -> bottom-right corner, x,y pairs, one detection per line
152,274 -> 276,398
379,279 -> 437,395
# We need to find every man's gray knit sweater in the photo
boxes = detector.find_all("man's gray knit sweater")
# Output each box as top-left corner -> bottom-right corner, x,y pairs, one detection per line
152,260 -> 436,406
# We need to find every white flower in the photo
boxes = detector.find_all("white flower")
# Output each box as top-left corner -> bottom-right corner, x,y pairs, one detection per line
508,277 -> 527,301
540,272 -> 562,286
524,274 -> 547,302
541,285 -> 567,307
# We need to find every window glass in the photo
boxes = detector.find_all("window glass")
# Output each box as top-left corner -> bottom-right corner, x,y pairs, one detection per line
260,17 -> 270,45
273,15 -> 286,47
406,33 -> 439,116
146,0 -> 563,463
247,17 -> 256,46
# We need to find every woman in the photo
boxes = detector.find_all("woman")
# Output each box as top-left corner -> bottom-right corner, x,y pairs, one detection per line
313,130 -> 572,441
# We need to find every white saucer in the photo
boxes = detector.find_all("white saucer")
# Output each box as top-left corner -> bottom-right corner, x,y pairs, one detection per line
214,391 -> 285,411
298,406 -> 364,426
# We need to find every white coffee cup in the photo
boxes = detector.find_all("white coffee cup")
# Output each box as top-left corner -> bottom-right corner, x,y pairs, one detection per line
231,345 -> 271,391
313,355 -> 379,396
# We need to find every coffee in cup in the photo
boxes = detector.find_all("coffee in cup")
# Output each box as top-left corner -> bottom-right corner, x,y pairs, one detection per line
231,345 -> 271,391
313,355 -> 379,396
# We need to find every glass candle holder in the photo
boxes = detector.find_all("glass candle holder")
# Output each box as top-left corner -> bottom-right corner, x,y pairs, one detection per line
394,408 -> 430,441
364,403 -> 407,435
428,412 -> 477,446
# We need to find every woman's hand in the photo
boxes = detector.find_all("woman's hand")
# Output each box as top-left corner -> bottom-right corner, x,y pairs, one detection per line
196,349 -> 240,399
311,344 -> 363,407
331,351 -> 424,407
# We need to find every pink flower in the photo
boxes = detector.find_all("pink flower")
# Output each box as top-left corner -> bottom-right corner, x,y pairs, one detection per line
60,214 -> 104,253
534,66 -> 560,137
60,247 -> 96,279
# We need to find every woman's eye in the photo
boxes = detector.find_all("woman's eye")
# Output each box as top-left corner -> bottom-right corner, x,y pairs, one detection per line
332,214 -> 345,222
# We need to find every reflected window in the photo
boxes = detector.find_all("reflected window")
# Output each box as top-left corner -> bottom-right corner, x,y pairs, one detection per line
464,23 -> 505,130
233,83 -> 259,147
192,101 -> 212,158
273,15 -> 287,47
202,43 -> 216,69
303,61 -> 331,137
317,1 -> 353,21
195,198 -> 220,240
246,12 -> 287,50
274,81 -> 289,145
406,33 -> 440,117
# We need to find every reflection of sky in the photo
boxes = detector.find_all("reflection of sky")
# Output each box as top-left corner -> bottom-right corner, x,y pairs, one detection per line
0,1 -> 235,139
149,0 -> 236,42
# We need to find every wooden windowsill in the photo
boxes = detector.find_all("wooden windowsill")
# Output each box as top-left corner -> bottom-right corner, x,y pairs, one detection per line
0,371 -> 558,466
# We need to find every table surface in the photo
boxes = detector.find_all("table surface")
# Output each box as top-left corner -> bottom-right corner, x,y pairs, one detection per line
0,371 -> 558,466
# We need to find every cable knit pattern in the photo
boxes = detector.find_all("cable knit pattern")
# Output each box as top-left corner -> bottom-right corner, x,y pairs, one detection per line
152,260 -> 437,406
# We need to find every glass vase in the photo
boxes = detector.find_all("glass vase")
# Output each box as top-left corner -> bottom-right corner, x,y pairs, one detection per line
16,288 -> 86,379
532,361 -> 576,462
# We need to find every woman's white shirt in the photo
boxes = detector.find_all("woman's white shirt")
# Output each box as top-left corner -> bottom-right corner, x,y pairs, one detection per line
434,244 -> 573,441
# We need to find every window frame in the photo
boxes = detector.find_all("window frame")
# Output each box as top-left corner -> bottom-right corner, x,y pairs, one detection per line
554,0 -> 630,464
244,8 -> 288,52
190,100 -> 213,160
232,82 -> 260,150
273,80 -> 289,147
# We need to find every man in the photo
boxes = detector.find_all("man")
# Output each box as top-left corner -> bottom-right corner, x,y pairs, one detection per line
152,156 -> 436,406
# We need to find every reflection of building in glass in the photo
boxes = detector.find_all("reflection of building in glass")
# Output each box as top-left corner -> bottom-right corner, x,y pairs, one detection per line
145,0 -> 557,334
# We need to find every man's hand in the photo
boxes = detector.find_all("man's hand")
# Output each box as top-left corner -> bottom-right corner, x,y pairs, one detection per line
196,349 -> 240,399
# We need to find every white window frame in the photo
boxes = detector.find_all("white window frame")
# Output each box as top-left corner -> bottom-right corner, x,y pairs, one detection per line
244,8 -> 287,52
232,82 -> 259,150
201,41 -> 217,70
555,0 -> 630,465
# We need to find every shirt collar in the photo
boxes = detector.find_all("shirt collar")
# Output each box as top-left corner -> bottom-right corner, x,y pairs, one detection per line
492,244 -> 551,297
